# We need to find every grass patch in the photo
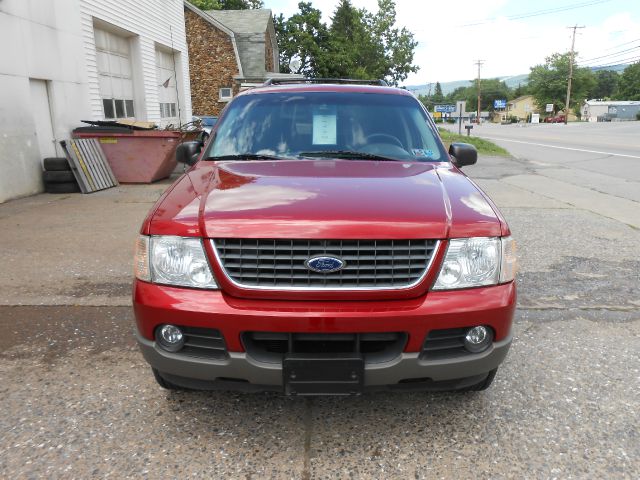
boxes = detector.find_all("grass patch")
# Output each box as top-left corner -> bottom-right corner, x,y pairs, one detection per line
438,128 -> 510,157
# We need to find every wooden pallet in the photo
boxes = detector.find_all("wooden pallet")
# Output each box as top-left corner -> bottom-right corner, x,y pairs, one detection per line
60,139 -> 119,193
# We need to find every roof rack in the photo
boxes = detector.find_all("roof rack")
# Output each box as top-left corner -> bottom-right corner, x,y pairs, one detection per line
262,78 -> 389,87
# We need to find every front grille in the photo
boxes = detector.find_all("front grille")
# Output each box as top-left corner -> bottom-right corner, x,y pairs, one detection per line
420,328 -> 469,360
213,239 -> 438,289
174,326 -> 227,360
242,332 -> 407,364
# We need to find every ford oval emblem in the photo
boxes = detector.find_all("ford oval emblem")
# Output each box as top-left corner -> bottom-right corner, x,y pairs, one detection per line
305,255 -> 345,273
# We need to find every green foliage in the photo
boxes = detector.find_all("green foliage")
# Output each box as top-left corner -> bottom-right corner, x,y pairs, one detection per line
513,82 -> 529,98
274,0 -> 418,85
187,0 -> 262,10
615,62 -> 640,100
592,70 -> 619,99
423,79 -> 512,112
528,52 -> 595,113
325,0 -> 385,79
438,128 -> 510,157
432,82 -> 444,103
274,3 -> 329,77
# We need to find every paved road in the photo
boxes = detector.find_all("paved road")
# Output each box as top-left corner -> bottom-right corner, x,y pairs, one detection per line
1,141 -> 639,478
468,122 -> 640,227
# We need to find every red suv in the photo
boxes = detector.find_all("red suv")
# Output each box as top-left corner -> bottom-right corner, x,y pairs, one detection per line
133,79 -> 516,395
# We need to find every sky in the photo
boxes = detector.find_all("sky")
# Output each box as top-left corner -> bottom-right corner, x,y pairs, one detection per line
265,0 -> 640,86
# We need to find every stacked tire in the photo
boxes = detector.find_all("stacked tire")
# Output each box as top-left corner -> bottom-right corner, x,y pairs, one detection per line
42,157 -> 81,193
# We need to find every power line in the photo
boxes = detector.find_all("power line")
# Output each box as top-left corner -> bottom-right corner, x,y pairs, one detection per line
602,37 -> 640,51
585,55 -> 640,69
459,0 -> 611,27
580,45 -> 640,63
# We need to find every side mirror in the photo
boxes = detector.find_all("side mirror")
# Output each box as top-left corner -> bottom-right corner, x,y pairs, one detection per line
176,141 -> 202,166
449,142 -> 477,168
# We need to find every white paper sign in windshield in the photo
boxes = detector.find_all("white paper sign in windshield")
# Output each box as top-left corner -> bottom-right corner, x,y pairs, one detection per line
312,106 -> 337,145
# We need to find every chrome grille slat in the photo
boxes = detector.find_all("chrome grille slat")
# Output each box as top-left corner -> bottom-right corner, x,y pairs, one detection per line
213,239 -> 438,290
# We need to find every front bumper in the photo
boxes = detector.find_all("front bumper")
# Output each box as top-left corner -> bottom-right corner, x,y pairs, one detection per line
133,280 -> 516,388
138,331 -> 511,388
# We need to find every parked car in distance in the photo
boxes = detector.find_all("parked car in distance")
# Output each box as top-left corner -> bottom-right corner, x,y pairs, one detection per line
192,115 -> 218,142
133,79 -> 517,396
544,114 -> 566,123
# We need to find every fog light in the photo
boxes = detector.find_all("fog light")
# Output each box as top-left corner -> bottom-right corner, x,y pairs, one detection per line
464,326 -> 493,353
157,324 -> 184,352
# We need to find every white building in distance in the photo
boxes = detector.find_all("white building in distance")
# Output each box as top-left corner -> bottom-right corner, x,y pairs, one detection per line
582,100 -> 640,122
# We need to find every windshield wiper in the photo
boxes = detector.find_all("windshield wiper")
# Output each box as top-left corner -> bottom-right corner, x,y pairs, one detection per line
298,150 -> 400,161
204,153 -> 288,161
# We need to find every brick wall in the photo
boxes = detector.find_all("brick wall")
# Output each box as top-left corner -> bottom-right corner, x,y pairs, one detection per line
265,31 -> 274,72
185,9 -> 239,116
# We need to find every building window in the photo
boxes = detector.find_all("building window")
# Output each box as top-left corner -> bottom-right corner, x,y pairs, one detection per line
102,98 -> 135,119
95,27 -> 135,119
159,102 -> 177,118
219,88 -> 233,102
156,48 -> 179,120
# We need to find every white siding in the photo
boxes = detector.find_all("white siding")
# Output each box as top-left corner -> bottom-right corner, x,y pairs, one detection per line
0,0 -> 192,202
79,0 -> 192,125
0,0 -> 89,203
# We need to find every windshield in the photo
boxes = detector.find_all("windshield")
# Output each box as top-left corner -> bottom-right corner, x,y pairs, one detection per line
205,92 -> 446,162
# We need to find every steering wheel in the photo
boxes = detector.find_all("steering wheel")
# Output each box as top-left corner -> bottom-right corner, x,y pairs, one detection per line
365,133 -> 404,148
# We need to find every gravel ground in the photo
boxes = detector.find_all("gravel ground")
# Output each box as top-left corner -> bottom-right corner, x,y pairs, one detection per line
0,307 -> 637,479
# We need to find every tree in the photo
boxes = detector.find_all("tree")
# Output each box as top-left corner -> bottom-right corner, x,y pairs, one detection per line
443,79 -> 512,111
326,0 -> 384,79
615,62 -> 640,100
528,52 -> 595,114
592,70 -> 619,99
274,0 -> 418,85
432,82 -> 444,103
187,0 -> 262,10
513,82 -> 529,98
368,0 -> 419,85
274,3 -> 329,76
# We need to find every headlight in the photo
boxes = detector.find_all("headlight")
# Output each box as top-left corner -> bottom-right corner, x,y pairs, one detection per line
134,235 -> 218,289
433,236 -> 516,290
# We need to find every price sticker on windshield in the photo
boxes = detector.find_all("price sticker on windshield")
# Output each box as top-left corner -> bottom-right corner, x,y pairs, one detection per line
312,105 -> 337,145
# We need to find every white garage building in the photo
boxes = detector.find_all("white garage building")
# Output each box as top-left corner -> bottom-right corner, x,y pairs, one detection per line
0,0 -> 192,203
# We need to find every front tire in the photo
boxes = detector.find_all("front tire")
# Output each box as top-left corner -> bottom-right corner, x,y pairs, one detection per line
152,368 -> 184,390
462,368 -> 498,392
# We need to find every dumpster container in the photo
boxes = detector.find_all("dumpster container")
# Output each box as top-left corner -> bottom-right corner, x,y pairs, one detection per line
72,129 -> 182,183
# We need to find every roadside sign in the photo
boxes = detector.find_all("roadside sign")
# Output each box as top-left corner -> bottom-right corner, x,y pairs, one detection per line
531,113 -> 540,123
545,103 -> 554,113
494,99 -> 507,109
435,104 -> 455,113
456,101 -> 466,115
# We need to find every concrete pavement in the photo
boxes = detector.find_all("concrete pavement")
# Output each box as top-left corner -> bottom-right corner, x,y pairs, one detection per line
459,122 -> 640,228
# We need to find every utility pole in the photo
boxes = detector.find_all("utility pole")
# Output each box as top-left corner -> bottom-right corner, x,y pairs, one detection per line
564,25 -> 585,125
475,60 -> 484,124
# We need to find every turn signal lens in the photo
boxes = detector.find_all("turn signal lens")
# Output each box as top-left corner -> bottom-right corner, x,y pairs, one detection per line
500,236 -> 517,283
134,235 -> 150,281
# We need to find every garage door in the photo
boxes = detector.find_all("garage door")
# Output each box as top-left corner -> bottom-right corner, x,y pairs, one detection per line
95,28 -> 135,119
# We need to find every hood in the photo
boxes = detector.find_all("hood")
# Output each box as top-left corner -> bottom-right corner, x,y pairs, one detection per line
191,159 -> 501,239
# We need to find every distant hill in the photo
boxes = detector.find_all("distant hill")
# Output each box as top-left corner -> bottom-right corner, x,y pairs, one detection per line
406,64 -> 630,97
